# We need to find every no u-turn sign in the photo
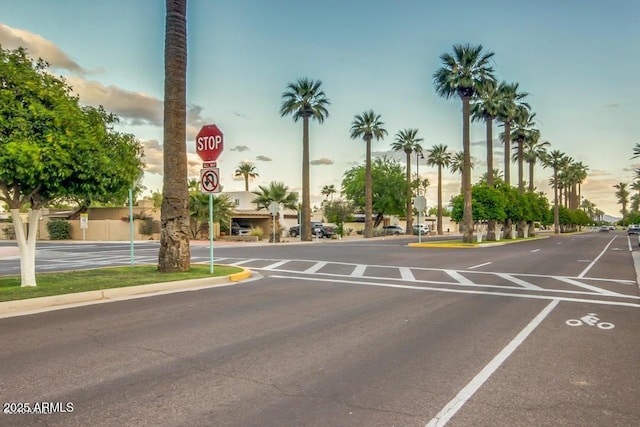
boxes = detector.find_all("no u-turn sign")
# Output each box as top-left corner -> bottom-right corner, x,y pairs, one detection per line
200,167 -> 220,193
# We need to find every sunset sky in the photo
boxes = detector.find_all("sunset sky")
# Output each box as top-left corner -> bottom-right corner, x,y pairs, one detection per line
1,0 -> 639,217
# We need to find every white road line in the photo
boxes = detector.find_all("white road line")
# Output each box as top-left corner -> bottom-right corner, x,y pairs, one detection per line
468,262 -> 492,270
496,273 -> 542,290
399,267 -> 415,281
425,299 -> 559,427
557,277 -> 625,297
627,235 -> 633,252
445,270 -> 474,285
350,264 -> 367,277
578,236 -> 616,278
270,275 -> 640,308
530,249 -> 540,253
262,260 -> 289,270
304,261 -> 327,274
230,259 -> 255,266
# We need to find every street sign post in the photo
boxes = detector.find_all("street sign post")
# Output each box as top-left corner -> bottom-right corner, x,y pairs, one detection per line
413,196 -> 427,243
196,125 -> 224,162
196,125 -> 224,274
200,168 -> 220,193
268,201 -> 279,243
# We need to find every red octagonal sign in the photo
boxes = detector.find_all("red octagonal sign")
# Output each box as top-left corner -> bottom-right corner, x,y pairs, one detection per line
196,124 -> 224,162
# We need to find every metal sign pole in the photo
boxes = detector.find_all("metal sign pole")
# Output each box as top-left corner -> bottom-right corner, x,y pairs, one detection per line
209,192 -> 214,273
129,188 -> 134,265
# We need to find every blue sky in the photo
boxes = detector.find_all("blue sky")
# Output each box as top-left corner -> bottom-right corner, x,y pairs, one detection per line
1,0 -> 639,216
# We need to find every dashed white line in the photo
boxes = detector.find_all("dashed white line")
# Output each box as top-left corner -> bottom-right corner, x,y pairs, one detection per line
230,259 -> 255,266
350,264 -> 367,277
425,299 -> 560,427
530,249 -> 540,253
304,261 -> 327,274
445,270 -> 474,285
468,262 -> 492,270
399,267 -> 415,281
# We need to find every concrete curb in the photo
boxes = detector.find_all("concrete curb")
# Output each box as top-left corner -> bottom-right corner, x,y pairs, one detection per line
408,235 -> 550,248
0,267 -> 253,319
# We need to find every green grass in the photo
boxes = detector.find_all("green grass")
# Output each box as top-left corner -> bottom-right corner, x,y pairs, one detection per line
0,264 -> 242,302
410,235 -> 546,247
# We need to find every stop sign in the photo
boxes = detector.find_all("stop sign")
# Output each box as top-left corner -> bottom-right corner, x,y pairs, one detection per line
195,124 -> 224,162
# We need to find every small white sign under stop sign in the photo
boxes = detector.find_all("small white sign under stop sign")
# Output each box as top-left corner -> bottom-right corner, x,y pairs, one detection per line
414,195 -> 426,211
268,201 -> 279,215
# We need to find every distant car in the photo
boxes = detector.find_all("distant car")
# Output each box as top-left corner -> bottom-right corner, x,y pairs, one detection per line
289,222 -> 335,238
412,224 -> 430,234
382,225 -> 405,235
599,226 -> 610,232
627,225 -> 640,235
231,221 -> 251,235
609,225 -> 615,230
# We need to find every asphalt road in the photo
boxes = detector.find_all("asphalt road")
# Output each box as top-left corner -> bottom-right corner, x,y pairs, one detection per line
1,231 -> 639,426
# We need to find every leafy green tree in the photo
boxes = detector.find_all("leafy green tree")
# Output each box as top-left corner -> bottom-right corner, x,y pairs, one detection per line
341,156 -> 408,221
280,78 -> 330,241
252,181 -> 299,242
323,200 -> 355,237
434,43 -> 495,243
0,47 -> 144,286
391,128 -> 423,234
426,144 -> 451,235
158,0 -> 191,272
350,110 -> 388,238
450,184 -> 506,225
234,162 -> 259,191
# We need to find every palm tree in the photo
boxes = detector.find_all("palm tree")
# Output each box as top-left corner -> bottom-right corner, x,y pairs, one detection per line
614,182 -> 630,219
350,110 -> 388,238
280,78 -> 330,242
158,0 -> 190,272
252,181 -> 299,242
542,150 -> 569,234
234,162 -> 259,191
511,107 -> 537,194
426,144 -> 451,235
391,128 -> 424,234
433,43 -> 495,243
496,82 -> 529,187
632,143 -> 640,159
522,137 -> 550,192
321,184 -> 337,201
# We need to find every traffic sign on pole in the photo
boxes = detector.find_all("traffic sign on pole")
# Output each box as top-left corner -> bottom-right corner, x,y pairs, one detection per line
196,124 -> 224,162
200,168 -> 220,193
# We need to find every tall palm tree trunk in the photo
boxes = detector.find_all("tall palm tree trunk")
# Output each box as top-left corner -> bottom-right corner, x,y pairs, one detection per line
462,96 -> 473,243
503,122 -> 511,186
486,116 -> 496,241
364,136 -> 373,238
244,176 -> 249,191
437,165 -> 444,235
158,0 -> 190,272
405,151 -> 413,234
301,116 -> 311,241
527,160 -> 536,237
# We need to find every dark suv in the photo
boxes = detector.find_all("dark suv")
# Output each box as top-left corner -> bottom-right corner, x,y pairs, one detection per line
289,222 -> 335,238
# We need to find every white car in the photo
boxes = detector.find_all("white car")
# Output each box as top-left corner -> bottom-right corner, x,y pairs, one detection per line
413,224 -> 430,234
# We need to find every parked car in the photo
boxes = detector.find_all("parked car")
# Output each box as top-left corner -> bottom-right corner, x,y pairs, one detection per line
599,226 -> 610,232
412,224 -> 430,234
289,222 -> 335,238
627,225 -> 640,235
382,225 -> 405,235
231,221 -> 251,235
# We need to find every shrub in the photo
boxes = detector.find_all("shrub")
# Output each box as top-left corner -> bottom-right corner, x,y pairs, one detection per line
47,219 -> 72,240
249,226 -> 264,240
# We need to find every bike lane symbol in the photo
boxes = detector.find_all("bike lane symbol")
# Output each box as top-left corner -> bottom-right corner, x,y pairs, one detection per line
566,313 -> 615,330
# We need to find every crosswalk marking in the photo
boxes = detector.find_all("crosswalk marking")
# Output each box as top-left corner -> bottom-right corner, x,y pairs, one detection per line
557,277 -> 625,297
445,270 -> 474,285
496,273 -> 542,290
399,267 -> 415,281
304,261 -> 327,274
351,264 -> 367,277
262,260 -> 289,270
